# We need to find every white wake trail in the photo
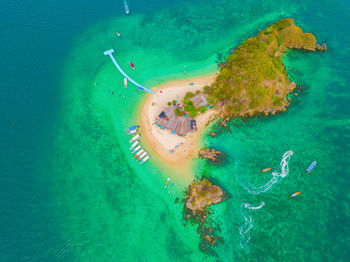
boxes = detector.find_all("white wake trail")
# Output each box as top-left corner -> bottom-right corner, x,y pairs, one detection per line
239,202 -> 265,251
244,150 -> 293,195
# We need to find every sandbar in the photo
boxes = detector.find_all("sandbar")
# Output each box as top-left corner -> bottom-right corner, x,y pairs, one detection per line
140,73 -> 218,178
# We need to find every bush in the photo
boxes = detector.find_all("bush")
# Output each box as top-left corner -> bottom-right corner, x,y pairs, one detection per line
184,92 -> 195,99
168,102 -> 171,106
174,107 -> 182,117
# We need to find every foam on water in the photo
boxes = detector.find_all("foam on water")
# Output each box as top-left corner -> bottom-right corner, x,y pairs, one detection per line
241,150 -> 293,195
239,202 -> 265,251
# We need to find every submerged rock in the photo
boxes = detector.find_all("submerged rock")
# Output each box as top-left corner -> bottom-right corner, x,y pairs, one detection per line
209,132 -> 217,137
316,43 -> 327,51
205,235 -> 216,246
198,148 -> 224,163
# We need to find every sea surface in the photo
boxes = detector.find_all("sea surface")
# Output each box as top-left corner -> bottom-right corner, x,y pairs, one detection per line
1,0 -> 349,261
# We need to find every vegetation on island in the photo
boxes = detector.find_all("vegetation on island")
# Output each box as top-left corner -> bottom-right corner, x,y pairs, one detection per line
182,91 -> 207,118
204,18 -> 327,117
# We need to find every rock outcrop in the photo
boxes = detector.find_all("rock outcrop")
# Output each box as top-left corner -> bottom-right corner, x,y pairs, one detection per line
198,148 -> 224,163
185,178 -> 225,212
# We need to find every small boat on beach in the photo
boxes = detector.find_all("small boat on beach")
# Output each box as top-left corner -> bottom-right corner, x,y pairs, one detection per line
129,134 -> 140,143
129,62 -> 135,70
260,168 -> 272,173
139,155 -> 150,164
134,149 -> 144,158
127,129 -> 138,135
124,77 -> 128,88
289,192 -> 301,198
123,0 -> 129,14
126,125 -> 139,133
131,145 -> 141,153
130,140 -> 139,150
137,151 -> 148,161
306,161 -> 316,174
116,32 -> 121,37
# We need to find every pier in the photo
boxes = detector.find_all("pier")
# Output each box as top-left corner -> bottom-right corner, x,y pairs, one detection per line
103,49 -> 154,94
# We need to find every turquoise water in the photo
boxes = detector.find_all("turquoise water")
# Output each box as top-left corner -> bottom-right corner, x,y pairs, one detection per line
1,0 -> 350,261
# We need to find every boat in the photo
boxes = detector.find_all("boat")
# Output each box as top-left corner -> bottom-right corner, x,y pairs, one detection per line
126,125 -> 139,133
116,32 -> 121,37
123,0 -> 129,14
134,149 -> 144,158
129,140 -> 139,150
306,161 -> 316,174
124,77 -> 128,88
131,145 -> 141,153
137,151 -> 148,161
127,129 -> 138,135
139,155 -> 150,164
129,134 -> 140,143
289,192 -> 301,198
129,62 -> 135,70
260,168 -> 272,173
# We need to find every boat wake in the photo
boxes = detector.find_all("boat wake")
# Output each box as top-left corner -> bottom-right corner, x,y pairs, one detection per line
239,202 -> 265,251
242,150 -> 293,195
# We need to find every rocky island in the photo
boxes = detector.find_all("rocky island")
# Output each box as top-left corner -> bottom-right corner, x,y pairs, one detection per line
184,178 -> 227,249
204,18 -> 326,118
185,178 -> 226,213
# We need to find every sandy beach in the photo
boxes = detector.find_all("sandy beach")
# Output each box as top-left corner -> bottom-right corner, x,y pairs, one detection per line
140,73 -> 218,177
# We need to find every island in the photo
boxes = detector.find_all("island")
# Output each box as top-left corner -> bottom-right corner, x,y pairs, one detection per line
140,18 -> 326,173
140,17 -> 326,248
184,178 -> 227,248
205,18 -> 326,118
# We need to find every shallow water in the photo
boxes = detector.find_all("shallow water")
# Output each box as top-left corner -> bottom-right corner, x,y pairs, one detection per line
1,0 -> 350,261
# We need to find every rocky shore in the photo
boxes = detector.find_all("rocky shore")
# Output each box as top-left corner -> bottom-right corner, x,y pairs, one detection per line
198,148 -> 225,163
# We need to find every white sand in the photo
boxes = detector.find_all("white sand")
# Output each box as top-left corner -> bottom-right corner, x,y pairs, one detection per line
140,73 -> 218,171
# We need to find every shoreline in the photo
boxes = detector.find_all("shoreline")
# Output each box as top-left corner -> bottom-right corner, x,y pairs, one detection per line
140,73 -> 218,180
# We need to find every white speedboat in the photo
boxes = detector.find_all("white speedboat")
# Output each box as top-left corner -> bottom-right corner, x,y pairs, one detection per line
137,151 -> 148,161
133,149 -> 144,158
127,129 -> 138,135
129,134 -> 140,143
129,140 -> 139,150
139,155 -> 150,164
131,145 -> 141,153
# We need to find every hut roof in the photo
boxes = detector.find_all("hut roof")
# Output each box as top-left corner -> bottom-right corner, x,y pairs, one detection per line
189,94 -> 208,108
154,105 -> 197,135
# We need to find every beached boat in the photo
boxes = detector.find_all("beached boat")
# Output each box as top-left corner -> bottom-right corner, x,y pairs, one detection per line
306,161 -> 316,174
129,140 -> 139,150
126,125 -> 139,133
127,129 -> 138,135
129,134 -> 140,143
139,155 -> 150,164
289,192 -> 301,198
137,151 -> 148,161
124,77 -> 128,88
123,0 -> 129,14
260,167 -> 272,173
131,145 -> 141,153
129,62 -> 135,70
133,149 -> 144,158
116,32 -> 121,37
